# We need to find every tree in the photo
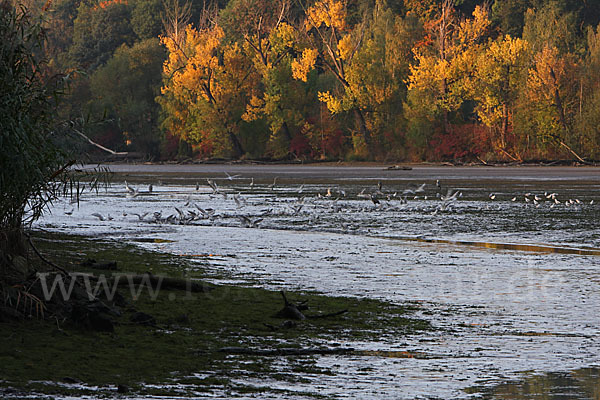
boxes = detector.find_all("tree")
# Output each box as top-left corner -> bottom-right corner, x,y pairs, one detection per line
471,35 -> 529,158
90,38 -> 166,156
131,0 -> 163,40
293,0 -> 377,156
69,0 -> 136,70
406,3 -> 491,145
160,24 -> 257,158
524,45 -> 584,161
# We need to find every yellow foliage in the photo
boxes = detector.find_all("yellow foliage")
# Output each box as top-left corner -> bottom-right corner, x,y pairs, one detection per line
292,48 -> 318,82
455,5 -> 491,52
305,0 -> 347,32
242,95 -> 265,122
318,91 -> 343,114
338,34 -> 353,60
270,22 -> 297,54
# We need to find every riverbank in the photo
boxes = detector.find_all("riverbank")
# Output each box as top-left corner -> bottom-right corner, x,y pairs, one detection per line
0,231 -> 432,398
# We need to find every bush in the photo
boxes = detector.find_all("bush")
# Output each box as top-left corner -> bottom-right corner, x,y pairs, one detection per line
0,2 -> 69,271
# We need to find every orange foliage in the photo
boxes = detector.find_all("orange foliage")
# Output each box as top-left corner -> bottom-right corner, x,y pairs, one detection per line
93,0 -> 127,11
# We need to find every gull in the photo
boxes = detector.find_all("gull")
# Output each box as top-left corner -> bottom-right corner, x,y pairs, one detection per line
225,172 -> 241,180
590,200 -> 594,205
534,195 -> 542,201
233,193 -> 245,208
357,188 -> 369,199
415,183 -> 426,193
298,183 -> 305,193
207,178 -> 218,194
125,180 -> 135,194
290,204 -> 304,215
237,215 -> 262,228
132,212 -> 149,221
91,212 -> 105,221
175,207 -> 185,220
64,208 -> 74,215
370,193 -> 380,205
326,187 -> 332,197
441,189 -> 459,202
489,193 -> 496,200
511,197 -> 517,202
269,177 -> 278,190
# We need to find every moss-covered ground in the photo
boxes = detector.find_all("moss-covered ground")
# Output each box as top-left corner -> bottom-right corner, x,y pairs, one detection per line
0,231 -> 433,398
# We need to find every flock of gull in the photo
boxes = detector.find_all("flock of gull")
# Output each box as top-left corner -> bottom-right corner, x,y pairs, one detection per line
65,173 -> 596,230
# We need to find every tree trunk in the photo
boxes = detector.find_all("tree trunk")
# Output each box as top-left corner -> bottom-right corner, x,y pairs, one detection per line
354,108 -> 373,156
228,131 -> 245,159
281,121 -> 293,143
501,103 -> 508,148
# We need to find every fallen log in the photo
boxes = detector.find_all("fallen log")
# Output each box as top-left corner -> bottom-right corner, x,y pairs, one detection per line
273,291 -> 306,320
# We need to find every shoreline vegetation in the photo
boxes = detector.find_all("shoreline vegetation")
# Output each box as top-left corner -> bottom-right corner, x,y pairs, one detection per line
0,231 -> 433,398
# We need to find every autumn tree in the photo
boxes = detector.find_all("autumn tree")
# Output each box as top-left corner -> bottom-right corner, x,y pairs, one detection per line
406,2 -> 491,150
471,35 -> 528,159
524,45 -> 584,161
160,23 -> 258,158
292,0 -> 379,156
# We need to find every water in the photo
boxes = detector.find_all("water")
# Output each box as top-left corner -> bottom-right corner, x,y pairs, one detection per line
36,164 -> 600,399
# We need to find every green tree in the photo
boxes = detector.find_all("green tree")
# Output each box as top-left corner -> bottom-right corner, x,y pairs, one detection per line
69,0 -> 135,70
89,38 -> 166,156
130,0 -> 163,40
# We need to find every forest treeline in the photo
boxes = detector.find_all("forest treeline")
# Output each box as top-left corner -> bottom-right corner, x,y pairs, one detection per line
32,0 -> 600,162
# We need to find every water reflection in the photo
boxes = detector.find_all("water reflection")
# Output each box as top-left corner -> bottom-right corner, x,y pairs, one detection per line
471,368 -> 600,399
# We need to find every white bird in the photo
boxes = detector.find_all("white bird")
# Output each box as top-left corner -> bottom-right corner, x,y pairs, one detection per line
489,193 -> 496,200
269,177 -> 278,190
511,197 -> 517,202
249,177 -> 254,189
132,212 -> 148,221
225,172 -> 241,180
207,178 -> 218,194
125,180 -> 135,194
91,213 -> 105,221
237,215 -> 262,228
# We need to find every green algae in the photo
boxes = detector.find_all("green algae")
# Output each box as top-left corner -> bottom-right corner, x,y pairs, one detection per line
0,231 -> 433,398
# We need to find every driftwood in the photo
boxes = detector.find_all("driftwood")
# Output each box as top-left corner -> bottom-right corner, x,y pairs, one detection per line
273,291 -> 348,320
274,291 -> 307,320
219,347 -> 355,356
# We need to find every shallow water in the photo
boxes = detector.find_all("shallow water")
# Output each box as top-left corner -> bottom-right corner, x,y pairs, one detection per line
36,164 -> 600,399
